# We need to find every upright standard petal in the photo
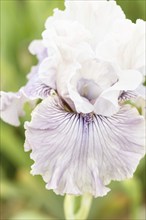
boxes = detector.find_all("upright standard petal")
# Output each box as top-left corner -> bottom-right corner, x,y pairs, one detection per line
29,40 -> 47,62
25,96 -> 145,197
94,69 -> 143,116
96,19 -> 145,72
46,0 -> 125,46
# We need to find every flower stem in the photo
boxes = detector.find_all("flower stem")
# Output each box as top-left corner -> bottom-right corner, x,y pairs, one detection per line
64,194 -> 93,220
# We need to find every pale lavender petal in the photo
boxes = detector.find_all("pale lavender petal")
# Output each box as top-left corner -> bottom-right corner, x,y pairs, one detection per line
118,90 -> 138,102
38,57 -> 57,89
29,40 -> 47,62
24,96 -> 145,197
135,84 -> 146,100
21,74 -> 51,100
26,65 -> 38,80
0,91 -> 27,126
0,71 -> 50,127
1,65 -> 52,126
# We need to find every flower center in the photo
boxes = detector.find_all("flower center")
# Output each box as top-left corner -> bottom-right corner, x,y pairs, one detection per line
77,78 -> 102,103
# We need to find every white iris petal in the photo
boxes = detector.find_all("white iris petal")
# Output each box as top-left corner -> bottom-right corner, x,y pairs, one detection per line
1,0 -> 145,198
29,40 -> 47,62
21,75 -> 51,100
96,19 -> 145,71
24,96 -> 145,197
38,57 -> 58,89
0,66 -> 51,126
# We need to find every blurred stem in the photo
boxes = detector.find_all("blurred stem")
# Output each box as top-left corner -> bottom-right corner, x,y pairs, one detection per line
64,194 -> 93,220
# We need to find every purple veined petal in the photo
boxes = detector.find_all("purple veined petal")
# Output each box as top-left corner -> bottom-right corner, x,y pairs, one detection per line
1,64 -> 52,126
21,63 -> 52,100
24,95 -> 145,197
118,90 -> 138,102
21,73 -> 52,100
0,91 -> 27,126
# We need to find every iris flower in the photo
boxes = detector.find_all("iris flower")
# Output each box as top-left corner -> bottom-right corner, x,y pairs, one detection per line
1,0 -> 145,197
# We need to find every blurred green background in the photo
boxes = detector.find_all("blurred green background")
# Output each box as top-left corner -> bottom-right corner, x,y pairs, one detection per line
0,0 -> 146,219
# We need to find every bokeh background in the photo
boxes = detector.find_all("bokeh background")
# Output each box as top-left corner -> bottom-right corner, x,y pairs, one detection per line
0,0 -> 146,219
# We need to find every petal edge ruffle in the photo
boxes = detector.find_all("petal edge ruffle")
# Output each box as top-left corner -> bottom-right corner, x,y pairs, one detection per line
24,96 -> 145,197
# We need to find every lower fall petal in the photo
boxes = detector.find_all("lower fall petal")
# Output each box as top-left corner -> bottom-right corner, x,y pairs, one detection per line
24,96 -> 145,197
118,90 -> 138,102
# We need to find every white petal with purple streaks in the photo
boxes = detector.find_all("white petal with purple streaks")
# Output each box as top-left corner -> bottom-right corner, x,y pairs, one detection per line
24,96 -> 145,197
21,74 -> 51,100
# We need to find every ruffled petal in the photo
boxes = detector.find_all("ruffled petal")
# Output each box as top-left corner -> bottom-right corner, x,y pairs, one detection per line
94,69 -> 142,116
118,90 -> 138,102
20,60 -> 51,100
67,61 -> 119,115
38,57 -> 57,89
80,60 -> 118,90
96,19 -> 145,72
47,0 -> 125,46
124,19 -> 145,71
21,75 -> 51,100
0,82 -> 51,127
43,20 -> 91,48
24,96 -> 145,197
0,91 -> 27,126
29,40 -> 47,61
